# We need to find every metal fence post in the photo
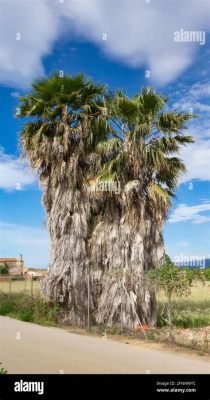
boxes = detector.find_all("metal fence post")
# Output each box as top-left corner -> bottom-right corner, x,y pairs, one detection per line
31,277 -> 33,298
121,279 -> 123,331
8,277 -> 12,298
87,274 -> 90,331
24,278 -> 26,294
121,267 -> 126,331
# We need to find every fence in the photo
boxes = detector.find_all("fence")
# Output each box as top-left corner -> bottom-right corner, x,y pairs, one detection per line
0,273 -> 148,337
0,274 -> 210,336
0,276 -> 41,298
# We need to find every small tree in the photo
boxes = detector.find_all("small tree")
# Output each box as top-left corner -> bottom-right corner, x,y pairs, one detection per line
147,256 -> 192,341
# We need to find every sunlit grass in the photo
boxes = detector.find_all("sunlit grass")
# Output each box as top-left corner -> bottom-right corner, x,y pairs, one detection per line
0,279 -> 40,296
0,280 -> 210,328
157,282 -> 210,328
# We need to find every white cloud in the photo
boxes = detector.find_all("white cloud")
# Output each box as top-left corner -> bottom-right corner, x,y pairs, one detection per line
173,82 -> 210,113
0,0 -> 60,87
179,102 -> 210,113
0,222 -> 49,268
169,202 -> 210,224
189,82 -> 210,98
61,0 -> 210,85
1,0 -> 210,87
179,139 -> 210,183
170,81 -> 210,183
0,148 -> 37,191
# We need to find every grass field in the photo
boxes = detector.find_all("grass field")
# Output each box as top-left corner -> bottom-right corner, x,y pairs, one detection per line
0,280 -> 210,328
0,279 -> 41,296
157,281 -> 210,328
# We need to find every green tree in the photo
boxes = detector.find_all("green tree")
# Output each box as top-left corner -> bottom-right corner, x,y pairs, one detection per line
147,256 -> 192,340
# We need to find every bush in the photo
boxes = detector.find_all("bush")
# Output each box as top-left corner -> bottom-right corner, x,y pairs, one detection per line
0,303 -> 13,315
184,267 -> 210,283
204,268 -> 210,281
157,305 -> 210,328
0,293 -> 60,326
0,264 -> 8,275
19,310 -> 34,322
185,268 -> 205,284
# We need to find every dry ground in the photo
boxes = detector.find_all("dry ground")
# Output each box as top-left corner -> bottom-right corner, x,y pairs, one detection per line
1,316 -> 210,374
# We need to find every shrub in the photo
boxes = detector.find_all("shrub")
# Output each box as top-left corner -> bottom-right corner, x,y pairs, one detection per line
204,268 -> 210,281
185,268 -> 205,284
0,264 -> 8,275
19,310 -> 34,322
0,292 -> 60,326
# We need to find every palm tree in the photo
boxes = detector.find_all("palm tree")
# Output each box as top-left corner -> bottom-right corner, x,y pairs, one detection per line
19,76 -> 194,329
87,88 -> 195,328
19,73 -> 111,324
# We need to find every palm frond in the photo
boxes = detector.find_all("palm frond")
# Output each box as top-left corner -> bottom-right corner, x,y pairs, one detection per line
156,111 -> 196,134
136,87 -> 166,117
95,138 -> 123,157
148,182 -> 172,207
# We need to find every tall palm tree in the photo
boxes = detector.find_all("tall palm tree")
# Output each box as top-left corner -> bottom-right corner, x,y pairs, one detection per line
19,77 -> 194,329
87,88 -> 195,328
19,73 -> 111,324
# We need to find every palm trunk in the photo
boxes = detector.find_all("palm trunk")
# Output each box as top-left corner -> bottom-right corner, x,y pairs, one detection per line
90,181 -> 165,329
41,190 -> 90,324
40,148 -> 94,325
41,171 -> 164,329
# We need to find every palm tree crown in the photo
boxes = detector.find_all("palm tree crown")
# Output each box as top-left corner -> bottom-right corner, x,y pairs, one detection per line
19,75 -> 195,212
91,87 -> 195,211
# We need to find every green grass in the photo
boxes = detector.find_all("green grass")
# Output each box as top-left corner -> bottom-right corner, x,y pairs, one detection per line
0,292 -> 59,326
0,281 -> 210,329
157,282 -> 210,328
0,280 -> 40,296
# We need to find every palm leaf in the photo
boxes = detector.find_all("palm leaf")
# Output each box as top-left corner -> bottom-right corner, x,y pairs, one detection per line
148,182 -> 172,206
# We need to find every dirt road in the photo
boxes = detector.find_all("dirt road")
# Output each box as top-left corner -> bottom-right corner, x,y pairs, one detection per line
0,316 -> 209,374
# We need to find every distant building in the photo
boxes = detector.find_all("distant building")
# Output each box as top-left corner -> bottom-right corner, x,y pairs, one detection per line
23,268 -> 47,281
0,255 -> 47,280
0,255 -> 24,277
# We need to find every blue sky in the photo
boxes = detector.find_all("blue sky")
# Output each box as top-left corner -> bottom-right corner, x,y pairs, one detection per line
0,0 -> 210,268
